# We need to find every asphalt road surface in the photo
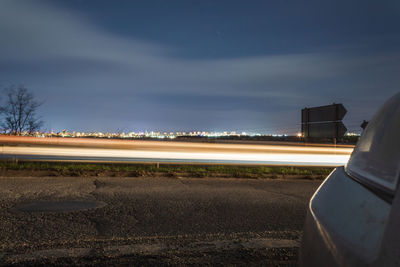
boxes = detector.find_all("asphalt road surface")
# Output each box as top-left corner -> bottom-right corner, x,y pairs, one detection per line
0,176 -> 322,266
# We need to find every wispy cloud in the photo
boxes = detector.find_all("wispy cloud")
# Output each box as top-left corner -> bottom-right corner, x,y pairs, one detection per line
0,0 -> 399,132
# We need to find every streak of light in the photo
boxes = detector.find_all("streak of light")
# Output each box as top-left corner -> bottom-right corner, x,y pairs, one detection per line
0,135 -> 353,154
0,145 -> 351,166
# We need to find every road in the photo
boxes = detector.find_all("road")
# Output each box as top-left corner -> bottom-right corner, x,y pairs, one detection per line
0,176 -> 322,266
0,136 -> 353,166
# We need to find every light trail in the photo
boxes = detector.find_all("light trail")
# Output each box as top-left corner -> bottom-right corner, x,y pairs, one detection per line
0,135 -> 353,153
0,136 -> 354,166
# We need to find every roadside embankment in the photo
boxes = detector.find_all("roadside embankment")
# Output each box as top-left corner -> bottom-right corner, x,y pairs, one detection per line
0,161 -> 333,180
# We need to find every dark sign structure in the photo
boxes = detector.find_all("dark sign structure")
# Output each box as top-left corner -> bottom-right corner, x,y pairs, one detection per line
360,120 -> 369,130
302,103 -> 347,140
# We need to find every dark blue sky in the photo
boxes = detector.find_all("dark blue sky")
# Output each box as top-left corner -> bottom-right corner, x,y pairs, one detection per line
1,0 -> 399,133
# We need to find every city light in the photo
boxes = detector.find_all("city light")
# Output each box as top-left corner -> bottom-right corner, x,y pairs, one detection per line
20,130 -> 298,139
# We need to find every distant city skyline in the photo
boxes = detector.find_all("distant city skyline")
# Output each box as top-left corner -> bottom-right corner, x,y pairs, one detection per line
22,128 -> 361,140
1,0 -> 399,133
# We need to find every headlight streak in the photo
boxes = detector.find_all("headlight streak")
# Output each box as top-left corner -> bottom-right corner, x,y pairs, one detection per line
1,144 -> 351,166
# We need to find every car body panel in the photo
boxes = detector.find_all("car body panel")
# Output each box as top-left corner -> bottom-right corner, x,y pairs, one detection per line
300,167 -> 390,266
300,92 -> 400,267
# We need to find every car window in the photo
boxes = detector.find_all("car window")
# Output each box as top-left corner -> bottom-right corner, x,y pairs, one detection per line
346,92 -> 400,193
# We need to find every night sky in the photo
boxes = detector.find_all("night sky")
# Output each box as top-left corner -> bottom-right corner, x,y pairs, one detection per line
1,0 -> 399,134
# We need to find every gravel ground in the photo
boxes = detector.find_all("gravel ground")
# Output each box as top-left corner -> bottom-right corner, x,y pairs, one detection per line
0,176 -> 321,266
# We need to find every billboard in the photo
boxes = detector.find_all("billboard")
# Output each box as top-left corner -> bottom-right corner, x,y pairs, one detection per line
302,103 -> 347,139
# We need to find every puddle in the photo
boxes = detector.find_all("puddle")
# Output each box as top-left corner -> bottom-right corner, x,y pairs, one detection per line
12,200 -> 107,213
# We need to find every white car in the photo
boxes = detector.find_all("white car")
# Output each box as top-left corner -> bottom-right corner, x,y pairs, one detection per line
300,92 -> 400,266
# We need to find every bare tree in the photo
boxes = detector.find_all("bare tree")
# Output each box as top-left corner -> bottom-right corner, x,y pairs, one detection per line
0,86 -> 44,135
